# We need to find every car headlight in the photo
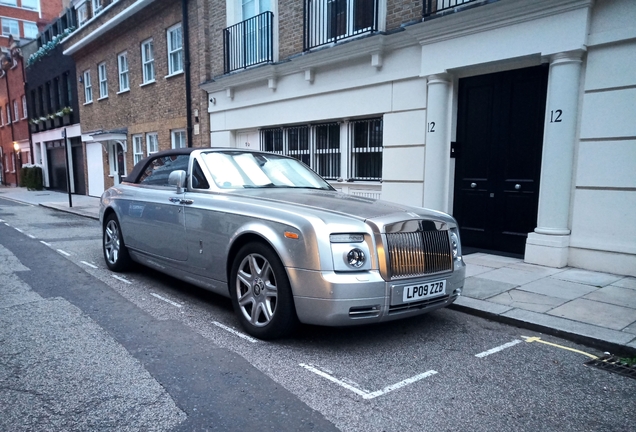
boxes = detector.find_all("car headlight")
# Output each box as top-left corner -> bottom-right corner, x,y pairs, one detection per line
450,229 -> 461,261
330,233 -> 371,271
346,248 -> 366,268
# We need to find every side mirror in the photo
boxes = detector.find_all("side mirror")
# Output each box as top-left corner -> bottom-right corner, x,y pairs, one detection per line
168,170 -> 187,194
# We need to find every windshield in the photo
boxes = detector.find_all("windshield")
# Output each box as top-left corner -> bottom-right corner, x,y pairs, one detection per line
200,151 -> 334,190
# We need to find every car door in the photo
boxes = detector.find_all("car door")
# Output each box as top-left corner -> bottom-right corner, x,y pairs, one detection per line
121,154 -> 190,261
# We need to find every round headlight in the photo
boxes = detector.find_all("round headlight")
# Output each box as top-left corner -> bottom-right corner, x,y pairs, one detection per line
346,248 -> 366,268
450,232 -> 459,259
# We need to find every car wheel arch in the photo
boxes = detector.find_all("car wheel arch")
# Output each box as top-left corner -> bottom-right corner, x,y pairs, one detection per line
226,232 -> 282,290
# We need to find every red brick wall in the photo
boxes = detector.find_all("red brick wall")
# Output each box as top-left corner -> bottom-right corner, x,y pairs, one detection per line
0,1 -> 64,48
65,0 -> 208,190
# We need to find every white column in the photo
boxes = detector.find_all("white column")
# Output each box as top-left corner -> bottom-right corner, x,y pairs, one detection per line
423,74 -> 452,212
525,51 -> 583,267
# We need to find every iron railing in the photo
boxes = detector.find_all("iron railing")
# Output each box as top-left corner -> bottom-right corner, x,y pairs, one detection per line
349,118 -> 382,181
304,0 -> 379,51
224,11 -> 274,74
423,0 -> 484,18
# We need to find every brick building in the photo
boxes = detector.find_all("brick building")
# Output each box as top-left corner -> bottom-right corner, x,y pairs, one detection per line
0,0 -> 65,185
201,0 -> 636,277
61,0 -> 210,196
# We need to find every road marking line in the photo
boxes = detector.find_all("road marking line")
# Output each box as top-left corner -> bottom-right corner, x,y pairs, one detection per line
0,219 -> 4,222
57,249 -> 71,257
80,261 -> 98,269
4,222 -> 9,226
27,234 -> 36,239
14,227 -> 23,233
40,241 -> 51,246
522,336 -> 598,359
212,321 -> 258,343
475,339 -> 522,358
112,275 -> 132,284
299,363 -> 437,400
150,292 -> 182,307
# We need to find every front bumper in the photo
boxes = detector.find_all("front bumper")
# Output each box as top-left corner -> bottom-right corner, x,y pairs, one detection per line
289,259 -> 466,326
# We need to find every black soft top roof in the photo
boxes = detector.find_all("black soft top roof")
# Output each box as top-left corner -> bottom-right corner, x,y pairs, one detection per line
123,147 -> 197,183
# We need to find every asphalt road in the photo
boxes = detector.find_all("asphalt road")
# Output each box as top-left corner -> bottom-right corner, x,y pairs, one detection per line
1,197 -> 634,431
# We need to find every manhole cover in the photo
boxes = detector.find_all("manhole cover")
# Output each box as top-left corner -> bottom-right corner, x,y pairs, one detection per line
585,354 -> 636,380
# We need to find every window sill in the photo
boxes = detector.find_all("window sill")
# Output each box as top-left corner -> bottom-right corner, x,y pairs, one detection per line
83,101 -> 93,106
140,80 -> 156,88
116,89 -> 130,95
97,96 -> 109,101
165,71 -> 184,79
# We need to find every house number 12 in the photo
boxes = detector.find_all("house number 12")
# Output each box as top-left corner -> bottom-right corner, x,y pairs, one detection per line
550,109 -> 563,123
428,122 -> 436,132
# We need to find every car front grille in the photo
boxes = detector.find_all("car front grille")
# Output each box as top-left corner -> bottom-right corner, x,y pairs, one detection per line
386,229 -> 453,280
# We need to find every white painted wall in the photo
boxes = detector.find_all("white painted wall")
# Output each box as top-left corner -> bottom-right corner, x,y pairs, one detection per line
86,142 -> 104,197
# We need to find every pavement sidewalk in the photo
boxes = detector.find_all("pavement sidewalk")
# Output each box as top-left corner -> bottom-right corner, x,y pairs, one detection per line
1,185 -> 635,355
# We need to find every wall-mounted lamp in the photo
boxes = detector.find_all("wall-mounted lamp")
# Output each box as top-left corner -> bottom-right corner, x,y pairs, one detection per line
78,76 -> 83,83
210,97 -> 216,104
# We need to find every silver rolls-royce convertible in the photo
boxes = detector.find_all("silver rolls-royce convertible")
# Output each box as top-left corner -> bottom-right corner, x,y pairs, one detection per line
100,148 -> 466,339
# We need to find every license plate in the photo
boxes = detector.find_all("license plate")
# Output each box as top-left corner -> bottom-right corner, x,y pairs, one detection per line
402,280 -> 446,303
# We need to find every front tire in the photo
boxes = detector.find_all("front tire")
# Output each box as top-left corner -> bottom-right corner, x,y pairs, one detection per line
230,242 -> 298,340
103,213 -> 132,272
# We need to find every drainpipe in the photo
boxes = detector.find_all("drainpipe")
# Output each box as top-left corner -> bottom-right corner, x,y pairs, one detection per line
182,0 -> 193,148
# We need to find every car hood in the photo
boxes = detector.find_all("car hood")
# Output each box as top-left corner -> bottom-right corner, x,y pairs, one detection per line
228,188 -> 456,225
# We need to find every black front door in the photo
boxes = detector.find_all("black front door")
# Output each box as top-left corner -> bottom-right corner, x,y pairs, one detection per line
453,66 -> 548,255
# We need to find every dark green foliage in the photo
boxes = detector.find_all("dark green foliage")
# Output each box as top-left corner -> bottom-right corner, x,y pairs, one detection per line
21,166 -> 44,191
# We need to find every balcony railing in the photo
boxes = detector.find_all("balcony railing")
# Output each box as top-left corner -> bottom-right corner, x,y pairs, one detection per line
223,11 -> 274,74
304,0 -> 379,51
423,0 -> 485,18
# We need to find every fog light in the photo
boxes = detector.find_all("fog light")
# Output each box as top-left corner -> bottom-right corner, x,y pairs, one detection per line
347,248 -> 366,268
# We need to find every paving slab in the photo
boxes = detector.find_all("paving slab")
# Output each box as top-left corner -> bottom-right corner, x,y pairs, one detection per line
463,253 -> 522,268
462,277 -> 517,300
623,322 -> 636,335
453,296 -> 513,315
501,308 -> 636,347
505,262 -> 566,277
547,298 -> 636,331
551,268 -> 623,288
488,289 -> 567,313
465,263 -> 494,277
583,285 -> 636,309
612,277 -> 636,290
517,277 -> 598,300
474,267 -> 547,286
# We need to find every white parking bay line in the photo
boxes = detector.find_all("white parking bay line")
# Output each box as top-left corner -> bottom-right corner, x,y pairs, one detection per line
27,234 -> 36,239
57,249 -> 71,257
475,339 -> 522,358
299,363 -> 437,400
112,275 -> 132,284
212,321 -> 258,343
14,227 -> 23,233
150,292 -> 182,308
40,241 -> 51,247
80,261 -> 98,269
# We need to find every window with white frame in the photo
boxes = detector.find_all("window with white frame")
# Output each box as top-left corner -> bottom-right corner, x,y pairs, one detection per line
167,23 -> 183,75
141,39 -> 155,84
1,18 -> 19,38
92,0 -> 103,14
133,134 -> 144,164
21,95 -> 27,118
13,100 -> 18,122
6,103 -> 11,123
21,0 -> 38,10
117,52 -> 129,92
98,62 -> 108,98
77,3 -> 89,26
0,107 -> 4,125
171,129 -> 186,148
260,118 -> 383,181
83,70 -> 92,103
0,1 -> 17,7
23,22 -> 38,39
146,132 -> 158,155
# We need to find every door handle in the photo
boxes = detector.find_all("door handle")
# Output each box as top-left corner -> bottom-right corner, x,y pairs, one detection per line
180,199 -> 194,205
169,197 -> 181,203
515,184 -> 521,190
470,183 -> 477,188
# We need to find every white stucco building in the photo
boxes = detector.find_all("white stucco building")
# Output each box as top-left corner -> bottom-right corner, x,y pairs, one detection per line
203,0 -> 635,277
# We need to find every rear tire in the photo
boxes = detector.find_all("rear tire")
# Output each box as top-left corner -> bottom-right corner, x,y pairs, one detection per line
103,213 -> 132,272
229,242 -> 298,340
